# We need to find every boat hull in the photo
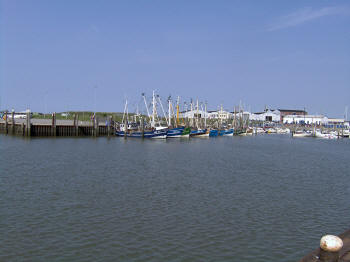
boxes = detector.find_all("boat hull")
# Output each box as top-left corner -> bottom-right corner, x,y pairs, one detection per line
223,128 -> 234,136
167,127 -> 185,138
116,129 -> 167,138
190,129 -> 209,137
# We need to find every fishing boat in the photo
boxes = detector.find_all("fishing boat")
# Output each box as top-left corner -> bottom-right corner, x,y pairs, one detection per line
314,130 -> 337,139
222,128 -> 234,136
292,130 -> 313,138
116,129 -> 167,138
190,99 -> 209,137
167,126 -> 185,138
276,127 -> 291,134
166,97 -> 190,138
116,92 -> 168,139
181,127 -> 191,137
209,129 -> 219,137
191,128 -> 209,137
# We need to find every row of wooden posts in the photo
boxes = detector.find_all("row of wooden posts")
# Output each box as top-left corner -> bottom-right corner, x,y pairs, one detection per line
0,111 -> 115,137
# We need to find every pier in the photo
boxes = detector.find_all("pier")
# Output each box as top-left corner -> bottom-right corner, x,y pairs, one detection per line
0,111 -> 116,137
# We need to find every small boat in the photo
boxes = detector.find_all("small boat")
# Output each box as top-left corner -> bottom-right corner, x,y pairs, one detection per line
167,126 -> 191,138
266,128 -> 277,134
222,128 -> 234,136
167,126 -> 185,138
153,126 -> 168,139
276,128 -> 291,134
181,127 -> 191,138
314,130 -> 337,139
190,128 -> 209,137
246,128 -> 254,135
255,127 -> 265,134
210,129 -> 225,137
209,129 -> 219,137
292,130 -> 313,138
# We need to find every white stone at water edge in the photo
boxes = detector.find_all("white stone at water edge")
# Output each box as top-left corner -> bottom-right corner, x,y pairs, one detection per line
320,235 -> 343,252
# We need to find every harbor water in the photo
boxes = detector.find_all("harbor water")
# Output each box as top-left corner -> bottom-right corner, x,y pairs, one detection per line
1,135 -> 349,262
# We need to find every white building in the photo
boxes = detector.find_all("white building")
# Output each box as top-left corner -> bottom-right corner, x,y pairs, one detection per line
283,115 -> 328,125
250,109 -> 280,122
180,110 -> 209,119
207,110 -> 232,120
231,111 -> 251,122
327,118 -> 349,128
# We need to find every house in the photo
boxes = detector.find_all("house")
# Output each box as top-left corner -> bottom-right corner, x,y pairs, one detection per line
283,115 -> 328,125
278,109 -> 307,122
326,118 -> 348,129
250,109 -> 280,122
207,109 -> 232,120
180,110 -> 209,119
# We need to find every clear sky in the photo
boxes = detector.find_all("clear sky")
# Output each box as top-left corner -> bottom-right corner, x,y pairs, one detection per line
1,0 -> 349,117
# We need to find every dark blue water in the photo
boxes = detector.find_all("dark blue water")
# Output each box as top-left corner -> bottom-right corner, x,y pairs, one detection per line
1,135 -> 349,261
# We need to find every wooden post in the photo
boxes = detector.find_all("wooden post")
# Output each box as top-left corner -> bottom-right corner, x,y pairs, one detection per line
22,123 -> 25,136
92,114 -> 95,137
26,109 -> 31,136
141,116 -> 144,138
74,114 -> 79,136
124,118 -> 127,139
11,109 -> 15,134
107,115 -> 111,137
319,235 -> 343,262
5,110 -> 8,134
52,112 -> 56,137
94,115 -> 99,137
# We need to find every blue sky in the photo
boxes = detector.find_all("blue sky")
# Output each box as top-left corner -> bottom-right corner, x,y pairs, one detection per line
1,0 -> 349,117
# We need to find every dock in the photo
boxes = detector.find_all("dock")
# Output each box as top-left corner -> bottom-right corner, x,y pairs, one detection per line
0,111 -> 116,137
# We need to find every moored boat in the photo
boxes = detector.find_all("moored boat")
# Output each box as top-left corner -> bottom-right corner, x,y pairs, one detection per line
190,128 -> 209,137
292,130 -> 313,138
222,128 -> 234,136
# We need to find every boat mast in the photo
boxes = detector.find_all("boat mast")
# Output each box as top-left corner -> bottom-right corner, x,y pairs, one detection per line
196,99 -> 199,129
122,99 -> 128,130
204,101 -> 207,128
157,94 -> 168,126
220,104 -> 223,128
176,96 -> 180,127
190,99 -> 193,128
168,96 -> 172,127
233,106 -> 236,129
151,90 -> 156,128
142,93 -> 151,120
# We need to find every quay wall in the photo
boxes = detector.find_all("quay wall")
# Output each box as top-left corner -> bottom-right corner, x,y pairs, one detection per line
0,117 -> 115,137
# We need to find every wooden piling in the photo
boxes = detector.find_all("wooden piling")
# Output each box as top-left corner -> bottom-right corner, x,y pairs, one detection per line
52,112 -> 56,137
26,109 -> 31,136
124,118 -> 127,138
107,116 -> 111,137
94,116 -> 99,137
141,117 -> 144,138
11,110 -> 15,134
74,114 -> 79,136
5,110 -> 8,134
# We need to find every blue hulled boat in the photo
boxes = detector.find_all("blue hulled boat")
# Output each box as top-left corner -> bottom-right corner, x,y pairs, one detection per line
209,129 -> 219,137
222,128 -> 234,136
167,126 -> 185,138
190,128 -> 209,137
116,127 -> 168,139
